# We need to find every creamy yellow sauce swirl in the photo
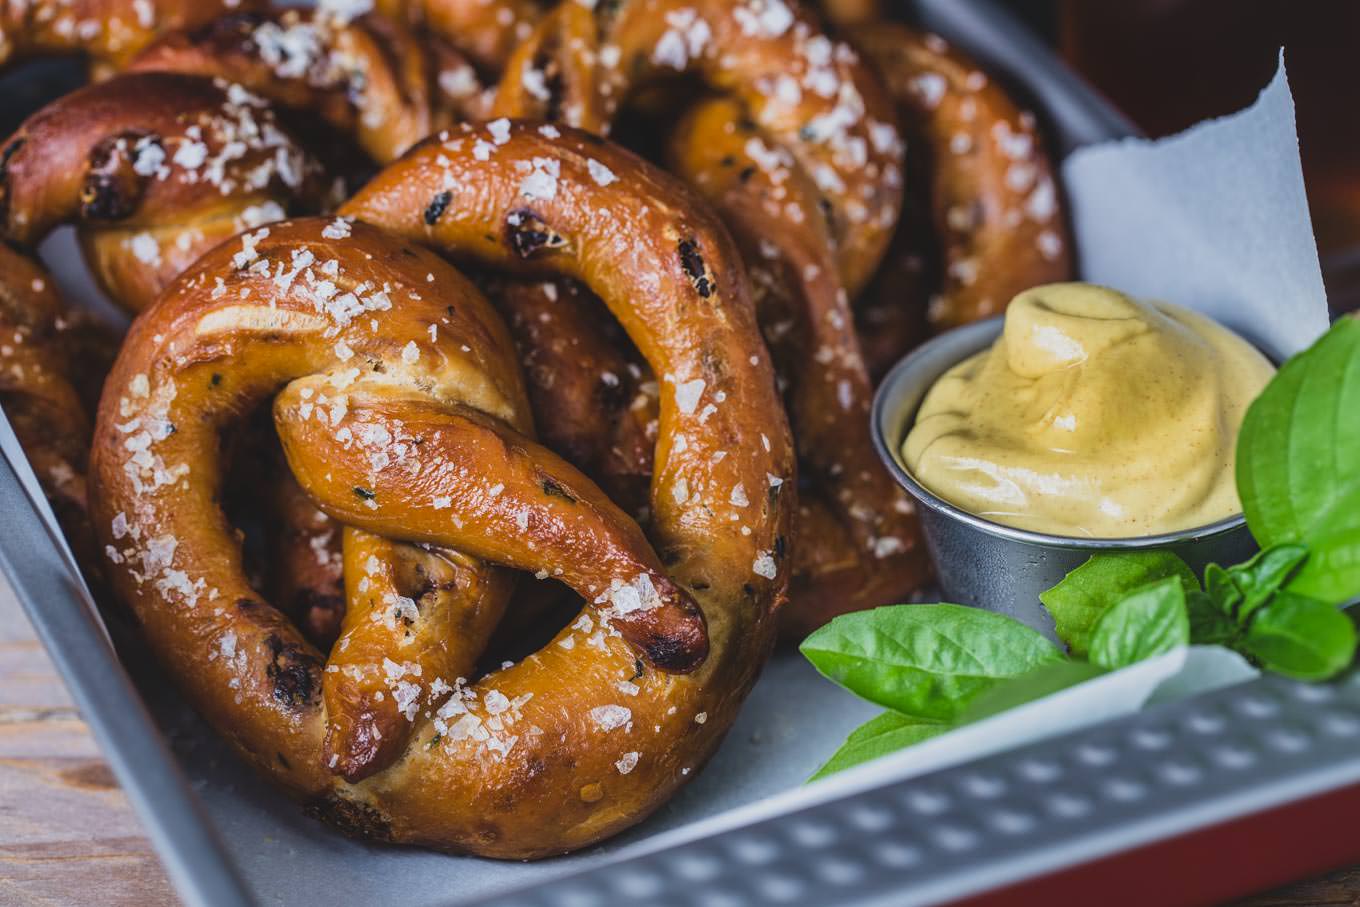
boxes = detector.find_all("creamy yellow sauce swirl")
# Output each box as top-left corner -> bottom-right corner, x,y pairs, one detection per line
903,283 -> 1275,537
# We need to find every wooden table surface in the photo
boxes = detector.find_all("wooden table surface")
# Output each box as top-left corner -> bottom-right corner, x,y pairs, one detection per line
0,590 -> 1355,907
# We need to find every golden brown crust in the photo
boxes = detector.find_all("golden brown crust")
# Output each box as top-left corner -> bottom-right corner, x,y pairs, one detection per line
492,276 -> 655,513
0,243 -> 108,592
92,123 -> 794,858
375,0 -> 542,73
665,95 -> 931,636
852,23 -> 1073,331
0,71 -> 328,312
491,0 -> 926,630
262,465 -> 347,648
321,528 -> 514,781
0,0 -> 265,71
816,0 -> 881,29
493,0 -> 903,294
127,7 -> 470,164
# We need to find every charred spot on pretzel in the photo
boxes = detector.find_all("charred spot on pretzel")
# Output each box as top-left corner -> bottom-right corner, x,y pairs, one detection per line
304,795 -> 393,841
643,632 -> 702,674
540,477 -> 577,503
264,634 -> 321,709
424,191 -> 453,225
505,209 -> 567,258
81,132 -> 158,222
677,239 -> 713,299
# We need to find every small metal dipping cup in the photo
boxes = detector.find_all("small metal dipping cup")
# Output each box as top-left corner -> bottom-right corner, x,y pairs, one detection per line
871,317 -> 1259,640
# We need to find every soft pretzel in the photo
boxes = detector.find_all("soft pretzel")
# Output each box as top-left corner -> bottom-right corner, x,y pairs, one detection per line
663,95 -> 931,634
816,0 -> 881,29
0,244 -> 100,563
127,7 -> 478,165
491,0 -> 928,633
374,0 -> 541,73
0,0 -> 263,72
485,275 -> 656,514
0,71 -> 329,313
92,123 -> 794,856
852,24 -> 1072,339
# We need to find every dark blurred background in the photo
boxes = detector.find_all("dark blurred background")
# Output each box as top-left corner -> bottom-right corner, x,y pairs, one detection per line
1001,0 -> 1360,313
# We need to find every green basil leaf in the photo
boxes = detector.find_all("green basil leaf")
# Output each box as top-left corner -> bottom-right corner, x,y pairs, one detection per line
799,604 -> 1062,722
1244,591 -> 1357,681
1290,522 -> 1360,604
808,712 -> 949,781
1226,544 -> 1309,621
1204,562 -> 1244,616
1089,577 -> 1190,670
1040,552 -> 1198,657
1238,319 -> 1360,604
959,661 -> 1106,723
1187,590 -> 1239,646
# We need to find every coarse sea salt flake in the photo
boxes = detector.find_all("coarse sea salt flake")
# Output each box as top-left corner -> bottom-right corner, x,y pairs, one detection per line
587,159 -> 616,186
487,118 -> 512,144
674,378 -> 705,414
590,705 -> 632,731
752,551 -> 777,579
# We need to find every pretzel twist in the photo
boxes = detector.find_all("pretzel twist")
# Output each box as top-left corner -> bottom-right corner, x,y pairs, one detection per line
853,24 -> 1072,340
374,0 -> 542,73
816,0 -> 881,29
92,124 -> 793,857
0,71 -> 329,313
127,7 -> 480,165
0,244 -> 104,559
0,0 -> 263,71
491,0 -> 929,632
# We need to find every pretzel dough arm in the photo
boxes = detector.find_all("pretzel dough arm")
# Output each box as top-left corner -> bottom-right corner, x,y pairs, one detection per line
274,387 -> 708,673
378,0 -> 541,72
339,123 -> 796,611
322,528 -> 513,782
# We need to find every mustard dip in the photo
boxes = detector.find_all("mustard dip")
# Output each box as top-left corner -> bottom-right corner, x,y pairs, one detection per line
902,283 -> 1275,538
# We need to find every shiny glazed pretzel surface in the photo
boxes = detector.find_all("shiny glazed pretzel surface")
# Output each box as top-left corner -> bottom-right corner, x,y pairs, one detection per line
0,0 -> 1077,861
90,123 -> 794,857
490,0 -> 932,635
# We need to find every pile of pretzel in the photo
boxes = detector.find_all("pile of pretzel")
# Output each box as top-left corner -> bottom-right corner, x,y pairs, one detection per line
0,0 -> 1069,858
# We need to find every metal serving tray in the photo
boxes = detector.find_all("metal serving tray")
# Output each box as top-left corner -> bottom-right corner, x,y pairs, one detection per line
6,2 -> 1357,906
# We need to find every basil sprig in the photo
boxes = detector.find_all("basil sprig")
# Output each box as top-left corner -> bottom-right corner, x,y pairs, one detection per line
805,320 -> 1360,780
1040,552 -> 1197,658
801,580 -> 1190,779
1238,317 -> 1360,603
799,604 -> 1062,722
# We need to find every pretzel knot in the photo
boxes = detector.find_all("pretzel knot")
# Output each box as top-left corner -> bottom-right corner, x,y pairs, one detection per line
490,0 -> 928,632
0,71 -> 328,313
91,123 -> 794,857
0,0 -> 262,71
127,6 -> 481,164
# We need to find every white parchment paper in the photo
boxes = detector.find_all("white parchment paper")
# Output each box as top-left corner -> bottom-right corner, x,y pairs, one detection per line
1064,54 -> 1330,359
